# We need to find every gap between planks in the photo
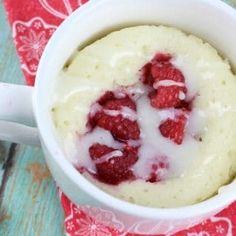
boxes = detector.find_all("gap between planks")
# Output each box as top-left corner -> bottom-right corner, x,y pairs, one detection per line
0,143 -> 18,207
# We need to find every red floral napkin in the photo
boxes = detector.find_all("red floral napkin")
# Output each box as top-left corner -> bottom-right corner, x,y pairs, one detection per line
3,0 -> 236,235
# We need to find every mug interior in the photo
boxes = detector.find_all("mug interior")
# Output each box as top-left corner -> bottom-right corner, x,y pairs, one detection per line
34,0 -> 236,219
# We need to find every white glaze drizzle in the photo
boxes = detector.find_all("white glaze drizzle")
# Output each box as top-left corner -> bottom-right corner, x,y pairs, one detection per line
104,107 -> 137,121
153,80 -> 185,89
75,127 -> 124,172
94,150 -> 123,164
90,103 -> 137,121
74,82 -> 201,180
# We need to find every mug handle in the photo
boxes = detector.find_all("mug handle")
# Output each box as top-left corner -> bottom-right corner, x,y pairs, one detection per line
0,83 -> 40,146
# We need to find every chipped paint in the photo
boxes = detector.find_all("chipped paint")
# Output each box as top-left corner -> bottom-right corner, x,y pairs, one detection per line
26,162 -> 51,184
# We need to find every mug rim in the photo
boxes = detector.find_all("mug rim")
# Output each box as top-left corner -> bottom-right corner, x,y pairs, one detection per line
34,0 -> 236,220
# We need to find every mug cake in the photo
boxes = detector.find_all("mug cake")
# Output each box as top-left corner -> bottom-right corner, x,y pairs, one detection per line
51,25 -> 236,208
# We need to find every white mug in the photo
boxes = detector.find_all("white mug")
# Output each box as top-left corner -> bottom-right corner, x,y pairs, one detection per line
1,0 -> 236,234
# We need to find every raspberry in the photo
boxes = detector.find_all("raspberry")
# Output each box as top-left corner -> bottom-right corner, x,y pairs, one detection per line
92,113 -> 140,141
89,143 -> 115,161
99,91 -> 136,111
152,53 -> 172,63
150,86 -> 187,109
141,53 -> 187,109
80,52 -> 193,185
147,158 -> 169,183
151,64 -> 185,83
140,62 -> 153,86
89,91 -> 140,141
141,53 -> 174,86
159,113 -> 188,145
89,143 -> 138,185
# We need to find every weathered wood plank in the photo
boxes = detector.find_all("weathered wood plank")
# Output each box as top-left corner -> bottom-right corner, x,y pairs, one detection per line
0,0 -> 24,211
0,2 -> 64,236
0,0 -> 24,188
0,144 -> 18,204
0,4 -> 24,85
0,145 -> 64,236
0,0 -> 25,190
0,142 -> 11,184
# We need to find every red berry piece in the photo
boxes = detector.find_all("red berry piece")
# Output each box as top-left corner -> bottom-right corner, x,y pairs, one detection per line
89,143 -> 138,185
89,91 -> 140,141
140,52 -> 188,109
140,62 -> 153,86
93,113 -> 140,141
159,113 -> 188,145
152,53 -> 172,63
89,143 -> 115,161
150,86 -> 187,109
98,91 -> 136,111
151,64 -> 185,83
140,53 -> 173,86
103,95 -> 136,111
147,157 -> 169,183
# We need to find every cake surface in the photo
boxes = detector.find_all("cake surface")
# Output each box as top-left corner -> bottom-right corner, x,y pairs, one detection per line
52,25 -> 236,208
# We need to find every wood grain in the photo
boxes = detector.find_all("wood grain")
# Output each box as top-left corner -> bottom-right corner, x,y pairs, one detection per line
0,1 -> 64,236
0,142 -> 10,184
0,144 -> 17,205
0,145 -> 64,236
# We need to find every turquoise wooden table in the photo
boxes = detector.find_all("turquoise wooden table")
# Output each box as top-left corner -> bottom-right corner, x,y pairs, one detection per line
0,2 -> 64,236
1,0 -> 236,236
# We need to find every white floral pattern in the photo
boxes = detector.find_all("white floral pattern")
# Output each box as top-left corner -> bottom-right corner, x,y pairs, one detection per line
211,216 -> 233,236
59,187 -> 236,235
66,221 -> 75,231
81,205 -> 124,232
19,30 -> 47,61
17,25 -> 26,33
216,225 -> 225,234
74,215 -> 112,236
12,17 -> 56,79
38,0 -> 87,19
